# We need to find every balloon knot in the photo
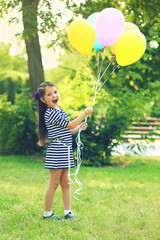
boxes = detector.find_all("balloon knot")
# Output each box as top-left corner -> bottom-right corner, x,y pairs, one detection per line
114,54 -> 116,58
102,47 -> 105,50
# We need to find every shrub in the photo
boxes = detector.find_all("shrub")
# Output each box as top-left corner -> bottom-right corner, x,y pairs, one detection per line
72,88 -> 151,167
0,89 -> 42,155
0,71 -> 29,102
73,110 -> 129,167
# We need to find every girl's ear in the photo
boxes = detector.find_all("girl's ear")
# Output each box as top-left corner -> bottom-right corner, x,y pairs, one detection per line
40,97 -> 46,104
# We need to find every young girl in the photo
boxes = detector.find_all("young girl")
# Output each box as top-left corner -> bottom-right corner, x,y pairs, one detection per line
33,81 -> 92,220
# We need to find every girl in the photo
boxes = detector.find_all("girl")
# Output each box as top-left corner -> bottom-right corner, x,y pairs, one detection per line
33,81 -> 92,220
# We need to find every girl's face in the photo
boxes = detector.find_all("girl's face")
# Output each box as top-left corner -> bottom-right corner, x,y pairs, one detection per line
40,86 -> 60,109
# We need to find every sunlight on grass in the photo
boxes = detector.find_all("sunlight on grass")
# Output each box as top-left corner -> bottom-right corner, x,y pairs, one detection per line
0,155 -> 160,240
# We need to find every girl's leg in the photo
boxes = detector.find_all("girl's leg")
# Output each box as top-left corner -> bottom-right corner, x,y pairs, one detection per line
60,169 -> 71,210
45,169 -> 63,212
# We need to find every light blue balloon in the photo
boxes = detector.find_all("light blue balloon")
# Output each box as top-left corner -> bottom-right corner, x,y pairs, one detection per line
87,12 -> 104,51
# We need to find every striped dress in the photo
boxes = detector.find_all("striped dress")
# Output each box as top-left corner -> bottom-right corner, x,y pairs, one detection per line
44,107 -> 75,169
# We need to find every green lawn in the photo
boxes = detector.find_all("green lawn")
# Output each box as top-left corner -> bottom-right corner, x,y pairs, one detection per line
0,155 -> 160,240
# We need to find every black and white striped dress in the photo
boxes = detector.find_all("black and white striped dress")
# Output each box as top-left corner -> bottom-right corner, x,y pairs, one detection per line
44,108 -> 75,169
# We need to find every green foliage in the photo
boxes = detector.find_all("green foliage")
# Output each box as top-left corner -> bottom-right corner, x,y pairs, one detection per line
44,53 -> 79,86
73,87 -> 151,166
0,42 -> 28,72
45,53 -> 96,118
0,71 -> 29,102
0,42 -> 29,102
0,89 -> 42,155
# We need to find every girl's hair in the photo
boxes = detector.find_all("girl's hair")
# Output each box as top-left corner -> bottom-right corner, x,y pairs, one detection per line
36,81 -> 56,146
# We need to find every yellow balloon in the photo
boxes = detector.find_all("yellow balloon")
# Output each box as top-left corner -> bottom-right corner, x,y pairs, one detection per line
116,30 -> 146,66
111,22 -> 140,55
68,19 -> 95,56
111,41 -> 117,55
124,22 -> 140,33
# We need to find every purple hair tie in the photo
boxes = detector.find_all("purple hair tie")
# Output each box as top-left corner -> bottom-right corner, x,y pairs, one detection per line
32,91 -> 39,100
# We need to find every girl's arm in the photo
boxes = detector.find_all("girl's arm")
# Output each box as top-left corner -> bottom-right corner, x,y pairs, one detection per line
67,106 -> 92,129
70,125 -> 81,134
70,122 -> 87,134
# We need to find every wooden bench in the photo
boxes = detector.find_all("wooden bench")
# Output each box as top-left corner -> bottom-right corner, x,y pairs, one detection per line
122,117 -> 160,140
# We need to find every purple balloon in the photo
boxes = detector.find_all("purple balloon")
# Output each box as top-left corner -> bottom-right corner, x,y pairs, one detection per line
95,8 -> 125,47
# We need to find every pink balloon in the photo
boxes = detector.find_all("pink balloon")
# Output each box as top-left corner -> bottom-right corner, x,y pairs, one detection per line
95,8 -> 125,47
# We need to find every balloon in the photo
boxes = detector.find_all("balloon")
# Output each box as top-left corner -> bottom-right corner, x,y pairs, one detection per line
124,22 -> 140,32
87,13 -> 104,50
116,30 -> 146,66
68,19 -> 95,56
95,8 -> 125,47
87,12 -> 99,27
111,41 -> 118,55
111,22 -> 140,55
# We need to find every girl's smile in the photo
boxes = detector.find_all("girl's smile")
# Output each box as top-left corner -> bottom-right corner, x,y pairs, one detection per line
40,86 -> 60,108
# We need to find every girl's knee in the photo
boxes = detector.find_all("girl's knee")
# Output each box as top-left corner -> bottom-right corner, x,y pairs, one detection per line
48,181 -> 59,191
60,179 -> 70,189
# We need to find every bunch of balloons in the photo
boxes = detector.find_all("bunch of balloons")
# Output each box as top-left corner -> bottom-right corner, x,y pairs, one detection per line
68,7 -> 146,66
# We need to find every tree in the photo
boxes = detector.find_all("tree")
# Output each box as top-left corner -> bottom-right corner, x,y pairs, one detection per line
21,0 -> 44,92
0,0 -> 46,92
0,0 -> 83,92
0,42 -> 27,72
0,42 -> 29,101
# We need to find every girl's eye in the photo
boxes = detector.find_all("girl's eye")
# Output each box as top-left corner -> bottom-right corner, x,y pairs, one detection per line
47,91 -> 57,96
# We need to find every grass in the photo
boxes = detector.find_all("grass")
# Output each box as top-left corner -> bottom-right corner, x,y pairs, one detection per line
0,155 -> 160,240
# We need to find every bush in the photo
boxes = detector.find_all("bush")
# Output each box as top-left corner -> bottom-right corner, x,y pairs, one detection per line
72,88 -> 151,167
73,110 -> 129,167
0,71 -> 29,102
0,89 -> 42,155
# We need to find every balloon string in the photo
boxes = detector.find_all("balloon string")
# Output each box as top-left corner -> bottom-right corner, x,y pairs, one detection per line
96,65 -> 118,93
92,56 -> 116,107
73,116 -> 89,200
97,51 -> 100,82
92,50 -> 105,106
92,52 -> 100,107
73,129 -> 84,199
99,56 -> 114,82
73,56 -> 118,200
98,48 -> 105,81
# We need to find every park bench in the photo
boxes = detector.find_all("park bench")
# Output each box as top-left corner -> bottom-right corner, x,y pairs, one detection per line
122,117 -> 160,140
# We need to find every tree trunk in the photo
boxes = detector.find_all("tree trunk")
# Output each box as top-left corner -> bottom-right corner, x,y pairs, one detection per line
22,0 -> 44,93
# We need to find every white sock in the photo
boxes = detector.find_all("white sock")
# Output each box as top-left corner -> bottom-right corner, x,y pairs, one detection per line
64,210 -> 71,216
44,211 -> 52,217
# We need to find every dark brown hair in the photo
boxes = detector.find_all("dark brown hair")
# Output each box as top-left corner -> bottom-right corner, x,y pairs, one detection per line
37,82 -> 56,146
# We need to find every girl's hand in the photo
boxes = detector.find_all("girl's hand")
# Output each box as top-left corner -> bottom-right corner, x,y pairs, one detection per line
84,106 -> 93,116
80,122 -> 87,131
